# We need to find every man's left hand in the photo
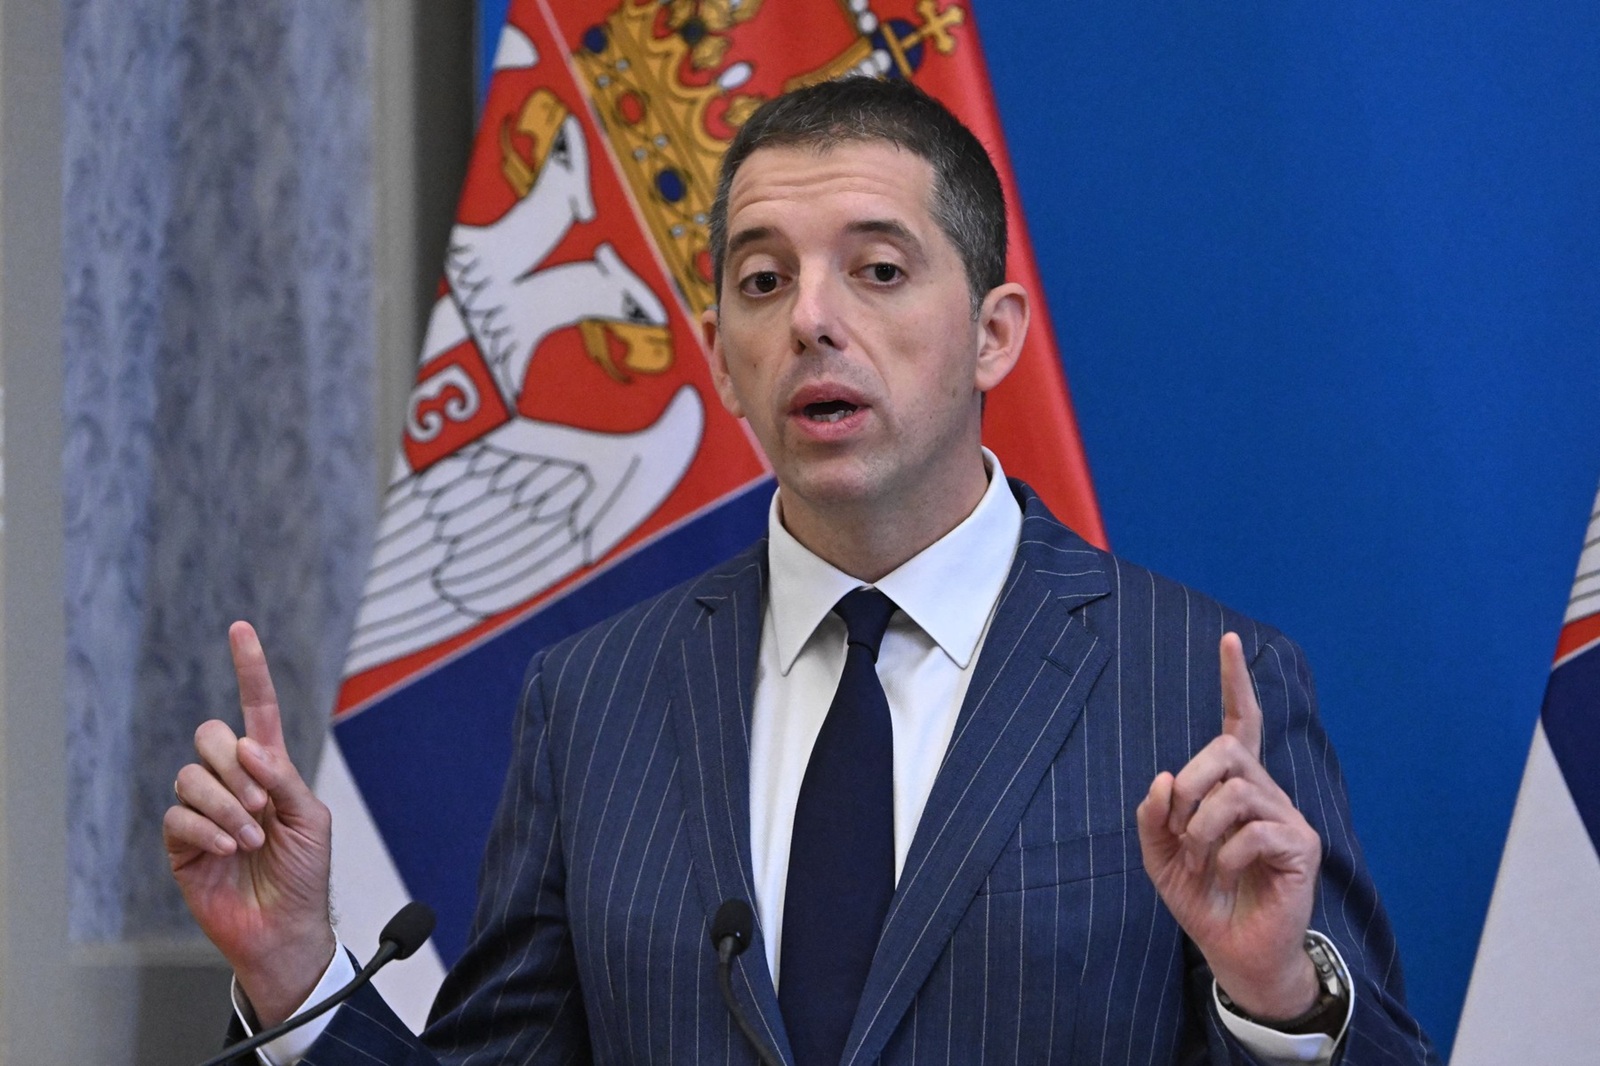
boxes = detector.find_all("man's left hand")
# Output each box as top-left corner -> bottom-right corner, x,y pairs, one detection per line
1136,632 -> 1323,1022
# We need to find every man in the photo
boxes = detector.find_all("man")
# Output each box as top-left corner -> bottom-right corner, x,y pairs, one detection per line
166,77 -> 1439,1064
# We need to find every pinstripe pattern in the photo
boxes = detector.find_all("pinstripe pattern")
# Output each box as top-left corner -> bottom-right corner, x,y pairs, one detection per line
301,481 -> 1437,1065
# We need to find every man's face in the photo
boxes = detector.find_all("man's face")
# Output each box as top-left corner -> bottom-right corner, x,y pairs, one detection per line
703,140 -> 1025,549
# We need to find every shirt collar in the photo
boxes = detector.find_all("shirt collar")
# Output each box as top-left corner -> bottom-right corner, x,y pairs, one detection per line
765,448 -> 1023,673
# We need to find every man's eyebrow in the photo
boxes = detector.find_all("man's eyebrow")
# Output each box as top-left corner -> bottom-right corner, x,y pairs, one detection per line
846,219 -> 918,243
725,220 -> 927,262
725,226 -> 775,262
846,219 -> 926,259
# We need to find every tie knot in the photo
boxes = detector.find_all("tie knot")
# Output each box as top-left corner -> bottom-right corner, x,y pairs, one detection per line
834,587 -> 897,661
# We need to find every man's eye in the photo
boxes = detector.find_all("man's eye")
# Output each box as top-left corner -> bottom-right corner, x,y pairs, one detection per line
741,271 -> 781,295
867,263 -> 903,283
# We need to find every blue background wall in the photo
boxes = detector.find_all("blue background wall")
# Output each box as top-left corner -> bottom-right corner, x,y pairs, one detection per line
478,2 -> 1600,1054
983,5 -> 1600,1053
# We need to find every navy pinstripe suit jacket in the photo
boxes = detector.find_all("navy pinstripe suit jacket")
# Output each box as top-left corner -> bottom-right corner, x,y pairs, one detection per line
301,481 -> 1438,1065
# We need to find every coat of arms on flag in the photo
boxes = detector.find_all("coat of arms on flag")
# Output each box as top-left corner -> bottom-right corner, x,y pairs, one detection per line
319,0 -> 1102,1029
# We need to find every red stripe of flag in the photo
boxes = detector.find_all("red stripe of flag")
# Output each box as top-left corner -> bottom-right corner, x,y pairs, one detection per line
1556,613 -> 1600,667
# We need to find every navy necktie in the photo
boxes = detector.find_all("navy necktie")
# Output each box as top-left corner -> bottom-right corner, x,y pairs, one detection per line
780,587 -> 898,1066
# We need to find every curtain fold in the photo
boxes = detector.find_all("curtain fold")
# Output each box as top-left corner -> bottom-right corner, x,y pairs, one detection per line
62,0 -> 375,940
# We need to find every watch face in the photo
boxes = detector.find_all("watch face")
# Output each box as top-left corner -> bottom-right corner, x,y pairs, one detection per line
1304,937 -> 1344,997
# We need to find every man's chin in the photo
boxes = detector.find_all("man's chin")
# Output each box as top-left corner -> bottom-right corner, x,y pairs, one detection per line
772,460 -> 886,518
778,478 -> 877,514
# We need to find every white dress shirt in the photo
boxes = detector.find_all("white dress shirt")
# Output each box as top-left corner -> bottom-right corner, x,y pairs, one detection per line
749,449 -> 1350,1064
242,450 -> 1349,1064
749,448 -> 1022,984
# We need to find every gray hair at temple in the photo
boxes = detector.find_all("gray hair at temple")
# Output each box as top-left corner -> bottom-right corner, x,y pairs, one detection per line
707,76 -> 1008,315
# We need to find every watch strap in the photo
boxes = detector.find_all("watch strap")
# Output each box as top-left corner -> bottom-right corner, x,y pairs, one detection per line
1217,933 -> 1350,1038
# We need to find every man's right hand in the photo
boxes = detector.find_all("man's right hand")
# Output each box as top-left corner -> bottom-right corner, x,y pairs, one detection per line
163,620 -> 336,1027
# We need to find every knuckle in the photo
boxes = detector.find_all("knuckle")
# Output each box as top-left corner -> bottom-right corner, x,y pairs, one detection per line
1218,776 -> 1252,805
1183,819 -> 1217,847
162,805 -> 206,846
174,762 -> 209,796
1240,820 -> 1273,846
193,718 -> 235,751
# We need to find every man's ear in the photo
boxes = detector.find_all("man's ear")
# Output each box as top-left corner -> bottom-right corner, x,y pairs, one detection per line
973,282 -> 1030,393
701,306 -> 745,418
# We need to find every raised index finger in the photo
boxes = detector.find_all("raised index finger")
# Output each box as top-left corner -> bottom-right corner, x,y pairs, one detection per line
1219,632 -> 1262,758
229,620 -> 285,753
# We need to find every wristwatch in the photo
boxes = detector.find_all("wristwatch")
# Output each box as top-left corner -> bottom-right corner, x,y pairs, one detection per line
1218,935 -> 1350,1038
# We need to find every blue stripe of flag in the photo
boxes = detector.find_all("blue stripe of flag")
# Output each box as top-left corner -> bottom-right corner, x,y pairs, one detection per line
332,481 -> 772,964
1542,641 -> 1600,860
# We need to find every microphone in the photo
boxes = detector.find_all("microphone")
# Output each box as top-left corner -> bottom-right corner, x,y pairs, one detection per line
709,899 -> 782,1066
711,898 -> 755,960
197,901 -> 436,1066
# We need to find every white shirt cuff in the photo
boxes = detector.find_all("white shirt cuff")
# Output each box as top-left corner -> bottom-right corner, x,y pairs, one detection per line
228,942 -> 358,1066
1213,931 -> 1355,1065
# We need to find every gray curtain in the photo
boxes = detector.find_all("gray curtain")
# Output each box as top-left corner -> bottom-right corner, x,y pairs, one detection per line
63,0 -> 375,941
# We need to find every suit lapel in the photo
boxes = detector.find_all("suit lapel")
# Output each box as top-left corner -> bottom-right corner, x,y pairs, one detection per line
844,489 -> 1113,1066
665,542 -> 794,1064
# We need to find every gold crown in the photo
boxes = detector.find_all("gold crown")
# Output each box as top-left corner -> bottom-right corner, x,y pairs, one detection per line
571,0 -> 969,319
572,1 -> 752,318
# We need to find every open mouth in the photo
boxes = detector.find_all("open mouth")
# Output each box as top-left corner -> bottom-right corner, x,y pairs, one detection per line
803,400 -> 859,423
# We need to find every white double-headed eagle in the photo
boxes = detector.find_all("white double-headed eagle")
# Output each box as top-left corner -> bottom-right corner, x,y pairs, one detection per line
344,29 -> 704,678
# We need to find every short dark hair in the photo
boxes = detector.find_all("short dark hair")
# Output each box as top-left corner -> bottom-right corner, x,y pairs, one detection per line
708,76 -> 1007,313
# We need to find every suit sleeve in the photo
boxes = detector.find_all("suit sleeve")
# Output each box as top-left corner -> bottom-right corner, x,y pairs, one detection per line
301,649 -> 593,1065
423,647 -> 594,1061
1196,631 -> 1441,1066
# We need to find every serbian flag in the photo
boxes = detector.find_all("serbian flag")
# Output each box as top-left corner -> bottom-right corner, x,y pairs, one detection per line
316,0 -> 1103,1029
1453,480 -> 1600,1063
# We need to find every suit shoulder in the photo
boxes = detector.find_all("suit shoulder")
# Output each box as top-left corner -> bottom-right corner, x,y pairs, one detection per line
529,539 -> 767,679
1009,478 -> 1297,659
1098,551 -> 1300,661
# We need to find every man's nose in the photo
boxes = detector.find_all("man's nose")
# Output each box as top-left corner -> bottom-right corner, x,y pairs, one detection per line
789,268 -> 841,354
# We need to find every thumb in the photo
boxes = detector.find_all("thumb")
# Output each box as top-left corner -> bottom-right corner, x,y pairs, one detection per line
1137,772 -> 1180,859
1219,632 -> 1263,757
237,733 -> 322,823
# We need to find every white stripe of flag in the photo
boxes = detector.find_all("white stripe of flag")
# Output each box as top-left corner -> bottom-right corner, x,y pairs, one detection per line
1453,481 -> 1600,1063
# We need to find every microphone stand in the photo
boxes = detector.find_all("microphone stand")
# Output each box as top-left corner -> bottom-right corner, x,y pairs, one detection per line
711,900 -> 784,1066
198,902 -> 435,1066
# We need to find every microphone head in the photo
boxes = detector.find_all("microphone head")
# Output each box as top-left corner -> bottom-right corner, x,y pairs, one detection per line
379,901 -> 437,960
710,899 -> 754,956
